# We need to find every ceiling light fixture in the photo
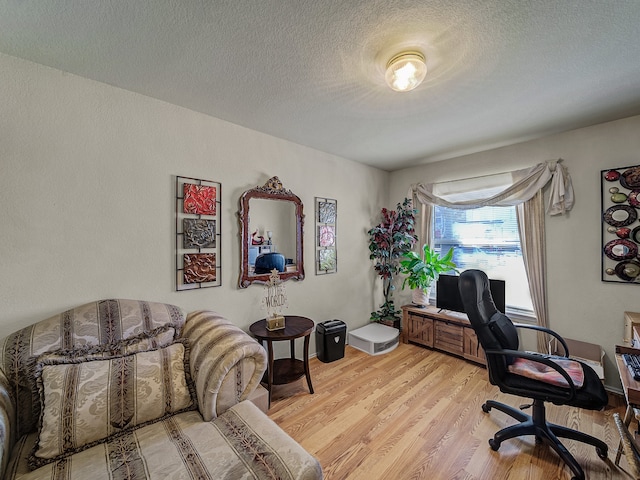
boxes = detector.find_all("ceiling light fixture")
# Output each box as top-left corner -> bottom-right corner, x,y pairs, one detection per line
385,51 -> 427,92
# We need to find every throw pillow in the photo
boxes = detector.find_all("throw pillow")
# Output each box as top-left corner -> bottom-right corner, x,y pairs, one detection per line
22,325 -> 178,438
36,324 -> 177,363
29,340 -> 195,469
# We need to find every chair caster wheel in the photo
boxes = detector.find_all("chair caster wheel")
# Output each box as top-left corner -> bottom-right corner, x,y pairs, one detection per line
596,447 -> 607,459
482,403 -> 491,413
535,435 -> 543,445
488,438 -> 500,451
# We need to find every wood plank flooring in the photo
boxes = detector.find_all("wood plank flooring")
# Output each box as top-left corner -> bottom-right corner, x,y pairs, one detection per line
267,343 -> 633,480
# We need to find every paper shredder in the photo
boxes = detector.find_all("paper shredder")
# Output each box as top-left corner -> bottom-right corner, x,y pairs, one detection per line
316,320 -> 347,363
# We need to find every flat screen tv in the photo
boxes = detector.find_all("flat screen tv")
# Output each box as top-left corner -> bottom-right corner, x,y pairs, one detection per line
436,274 -> 506,314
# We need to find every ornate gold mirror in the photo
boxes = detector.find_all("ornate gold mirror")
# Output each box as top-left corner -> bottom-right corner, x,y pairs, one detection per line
238,177 -> 304,288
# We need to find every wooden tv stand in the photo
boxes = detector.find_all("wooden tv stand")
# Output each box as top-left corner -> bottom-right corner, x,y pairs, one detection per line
401,304 -> 486,366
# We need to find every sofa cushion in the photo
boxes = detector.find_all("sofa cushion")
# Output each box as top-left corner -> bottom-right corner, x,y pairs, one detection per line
7,403 -> 323,480
508,356 -> 585,388
0,299 -> 185,438
29,341 -> 195,469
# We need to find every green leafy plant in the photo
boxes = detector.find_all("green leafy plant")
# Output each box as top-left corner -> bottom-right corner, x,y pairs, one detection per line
368,198 -> 417,322
399,244 -> 458,292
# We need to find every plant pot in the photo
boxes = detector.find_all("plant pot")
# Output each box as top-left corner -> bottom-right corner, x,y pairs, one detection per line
411,288 -> 429,307
379,318 -> 401,330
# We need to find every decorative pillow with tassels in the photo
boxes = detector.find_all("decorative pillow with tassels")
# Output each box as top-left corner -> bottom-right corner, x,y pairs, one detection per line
29,340 -> 196,469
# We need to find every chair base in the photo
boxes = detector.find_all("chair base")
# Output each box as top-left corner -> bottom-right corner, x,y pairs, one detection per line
483,399 -> 608,480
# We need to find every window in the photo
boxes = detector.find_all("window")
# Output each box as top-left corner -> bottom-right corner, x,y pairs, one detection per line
433,204 -> 534,315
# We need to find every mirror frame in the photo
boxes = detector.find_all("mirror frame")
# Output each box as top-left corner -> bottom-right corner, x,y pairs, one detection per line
238,176 -> 305,288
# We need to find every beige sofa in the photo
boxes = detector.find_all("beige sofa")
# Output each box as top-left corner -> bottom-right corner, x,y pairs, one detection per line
0,299 -> 322,479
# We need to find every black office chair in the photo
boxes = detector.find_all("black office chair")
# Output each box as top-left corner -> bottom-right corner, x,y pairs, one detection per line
458,269 -> 608,480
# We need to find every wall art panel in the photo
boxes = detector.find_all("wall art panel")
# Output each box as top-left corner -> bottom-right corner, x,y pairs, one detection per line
601,164 -> 640,283
315,197 -> 337,274
176,176 -> 221,290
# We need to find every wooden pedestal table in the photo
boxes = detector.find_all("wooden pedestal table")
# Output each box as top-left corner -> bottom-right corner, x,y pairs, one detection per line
249,315 -> 315,407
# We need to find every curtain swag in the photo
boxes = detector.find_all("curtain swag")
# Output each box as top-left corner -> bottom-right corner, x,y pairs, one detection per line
410,160 -> 574,215
407,160 -> 571,349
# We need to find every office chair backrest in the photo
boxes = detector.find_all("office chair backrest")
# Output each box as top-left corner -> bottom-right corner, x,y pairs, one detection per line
459,269 -> 519,382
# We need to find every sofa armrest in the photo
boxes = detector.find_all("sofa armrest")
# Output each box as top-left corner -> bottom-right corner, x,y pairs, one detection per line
183,311 -> 267,421
0,369 -> 16,480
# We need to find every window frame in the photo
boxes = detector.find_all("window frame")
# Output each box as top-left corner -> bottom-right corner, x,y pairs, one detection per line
431,204 -> 535,320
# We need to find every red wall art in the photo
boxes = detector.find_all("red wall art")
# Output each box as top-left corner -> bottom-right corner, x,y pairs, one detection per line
183,183 -> 217,215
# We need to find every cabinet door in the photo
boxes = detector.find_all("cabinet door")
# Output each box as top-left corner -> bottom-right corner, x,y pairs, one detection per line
434,321 -> 464,355
463,327 -> 486,365
407,313 -> 433,347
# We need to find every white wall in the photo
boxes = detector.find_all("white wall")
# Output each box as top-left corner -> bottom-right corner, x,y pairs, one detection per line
4,50 -> 638,390
0,53 -> 389,352
390,115 -> 640,390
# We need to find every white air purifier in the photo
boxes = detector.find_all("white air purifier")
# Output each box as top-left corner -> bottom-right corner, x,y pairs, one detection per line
348,323 -> 399,355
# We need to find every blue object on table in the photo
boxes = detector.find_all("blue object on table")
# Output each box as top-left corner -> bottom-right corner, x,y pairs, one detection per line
255,253 -> 285,274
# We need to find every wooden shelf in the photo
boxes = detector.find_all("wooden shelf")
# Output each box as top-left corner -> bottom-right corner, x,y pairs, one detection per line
402,305 -> 485,366
272,358 -> 306,385
625,311 -> 640,347
616,344 -> 640,406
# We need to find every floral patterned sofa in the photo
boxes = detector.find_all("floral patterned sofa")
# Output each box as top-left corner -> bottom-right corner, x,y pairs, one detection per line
0,299 -> 322,479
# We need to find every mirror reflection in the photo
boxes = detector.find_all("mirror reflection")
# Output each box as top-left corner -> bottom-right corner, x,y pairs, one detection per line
612,210 -> 630,222
248,199 -> 296,273
238,177 -> 304,288
612,244 -> 630,257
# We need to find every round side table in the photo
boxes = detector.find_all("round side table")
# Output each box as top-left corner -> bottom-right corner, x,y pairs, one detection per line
249,315 -> 315,406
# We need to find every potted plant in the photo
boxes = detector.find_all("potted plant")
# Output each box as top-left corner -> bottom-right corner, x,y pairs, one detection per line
367,198 -> 417,325
399,244 -> 458,307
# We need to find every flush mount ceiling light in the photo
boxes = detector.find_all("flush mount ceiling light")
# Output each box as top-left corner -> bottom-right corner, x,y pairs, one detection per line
385,51 -> 427,92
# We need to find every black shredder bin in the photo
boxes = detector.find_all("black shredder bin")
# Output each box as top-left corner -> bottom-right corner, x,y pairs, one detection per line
316,320 -> 346,363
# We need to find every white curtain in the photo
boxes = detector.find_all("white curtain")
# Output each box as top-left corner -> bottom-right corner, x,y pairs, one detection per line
516,191 -> 549,351
409,160 -> 573,346
412,160 -> 573,212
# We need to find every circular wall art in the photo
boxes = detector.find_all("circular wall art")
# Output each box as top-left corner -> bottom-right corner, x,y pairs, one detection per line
604,239 -> 638,261
615,260 -> 640,282
620,167 -> 640,189
603,204 -> 637,227
616,227 -> 631,239
602,164 -> 640,284
605,170 -> 621,181
611,192 -> 628,203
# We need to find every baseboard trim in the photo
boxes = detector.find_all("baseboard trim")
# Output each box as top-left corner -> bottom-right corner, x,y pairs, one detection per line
605,384 -> 624,396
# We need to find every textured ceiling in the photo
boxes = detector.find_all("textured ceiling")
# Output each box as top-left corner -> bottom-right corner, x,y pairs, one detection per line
1,0 -> 640,171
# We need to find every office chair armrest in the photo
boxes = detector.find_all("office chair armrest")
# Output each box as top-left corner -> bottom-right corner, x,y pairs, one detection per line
484,348 -> 577,401
512,323 -> 570,357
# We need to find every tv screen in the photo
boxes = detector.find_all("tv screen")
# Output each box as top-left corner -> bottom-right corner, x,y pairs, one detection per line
436,274 -> 506,314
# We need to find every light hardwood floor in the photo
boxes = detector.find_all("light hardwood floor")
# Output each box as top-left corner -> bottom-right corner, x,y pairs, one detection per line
268,342 -> 634,480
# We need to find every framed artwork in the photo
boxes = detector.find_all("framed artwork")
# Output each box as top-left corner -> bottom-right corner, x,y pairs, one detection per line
601,164 -> 640,283
315,197 -> 337,274
176,176 -> 222,290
